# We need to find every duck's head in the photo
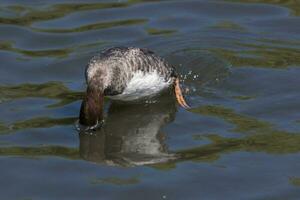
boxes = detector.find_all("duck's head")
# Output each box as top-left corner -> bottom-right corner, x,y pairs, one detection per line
79,86 -> 104,127
79,63 -> 110,127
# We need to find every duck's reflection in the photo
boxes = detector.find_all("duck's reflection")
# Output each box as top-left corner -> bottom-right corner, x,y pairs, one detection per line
79,93 -> 177,166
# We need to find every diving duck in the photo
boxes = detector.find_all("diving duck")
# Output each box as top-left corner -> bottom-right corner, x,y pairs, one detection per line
79,47 -> 189,126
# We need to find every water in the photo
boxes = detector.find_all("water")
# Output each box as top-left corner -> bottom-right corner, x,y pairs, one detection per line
0,0 -> 300,199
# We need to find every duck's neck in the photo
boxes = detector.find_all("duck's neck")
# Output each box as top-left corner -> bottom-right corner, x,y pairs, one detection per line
79,87 -> 104,126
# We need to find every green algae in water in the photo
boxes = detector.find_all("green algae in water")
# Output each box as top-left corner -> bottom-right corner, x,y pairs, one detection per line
0,2 -> 129,26
225,0 -> 300,16
210,21 -> 247,31
0,122 -> 7,133
290,177 -> 300,187
153,105 -> 300,170
190,105 -> 272,133
0,82 -> 83,107
0,146 -> 79,159
232,95 -> 256,100
0,40 -> 106,58
0,104 -> 300,171
0,41 -> 71,58
181,131 -> 300,159
146,28 -> 176,36
212,42 -> 300,69
0,1 -> 158,26
34,19 -> 148,33
181,105 -> 300,159
0,117 -> 77,135
3,128 -> 300,168
151,130 -> 300,170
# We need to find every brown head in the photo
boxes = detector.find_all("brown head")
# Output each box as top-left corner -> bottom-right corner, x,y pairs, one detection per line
79,53 -> 113,127
79,86 -> 104,127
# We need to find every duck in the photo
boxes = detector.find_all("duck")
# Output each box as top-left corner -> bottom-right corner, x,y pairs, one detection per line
79,47 -> 189,126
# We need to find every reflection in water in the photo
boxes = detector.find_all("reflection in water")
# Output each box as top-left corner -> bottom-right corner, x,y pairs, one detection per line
0,1 -> 147,26
212,42 -> 300,69
0,104 -> 300,170
79,92 -> 177,166
0,82 -> 83,107
34,19 -> 148,33
224,0 -> 300,16
0,117 -> 77,134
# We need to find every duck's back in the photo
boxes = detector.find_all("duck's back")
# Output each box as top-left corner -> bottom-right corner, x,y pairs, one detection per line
86,47 -> 176,101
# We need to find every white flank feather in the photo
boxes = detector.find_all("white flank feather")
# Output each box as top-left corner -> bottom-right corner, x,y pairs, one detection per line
109,70 -> 172,101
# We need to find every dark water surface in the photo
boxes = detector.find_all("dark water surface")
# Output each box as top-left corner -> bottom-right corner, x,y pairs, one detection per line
1,0 -> 300,199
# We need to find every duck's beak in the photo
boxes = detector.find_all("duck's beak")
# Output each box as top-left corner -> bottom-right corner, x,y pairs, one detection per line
174,78 -> 190,109
79,87 -> 104,126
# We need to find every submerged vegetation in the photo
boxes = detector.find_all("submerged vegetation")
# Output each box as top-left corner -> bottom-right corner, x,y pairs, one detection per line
1,104 -> 300,170
0,82 -> 83,106
0,1 -> 156,26
0,82 -> 82,134
0,40 -> 107,58
0,41 -> 72,58
146,28 -> 176,36
0,145 -> 79,159
225,0 -> 300,16
212,41 -> 300,69
152,105 -> 300,169
34,19 -> 148,33
191,105 -> 272,133
0,117 -> 77,135
290,177 -> 300,187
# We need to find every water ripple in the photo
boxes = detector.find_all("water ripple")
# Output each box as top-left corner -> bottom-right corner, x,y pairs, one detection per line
33,18 -> 148,33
